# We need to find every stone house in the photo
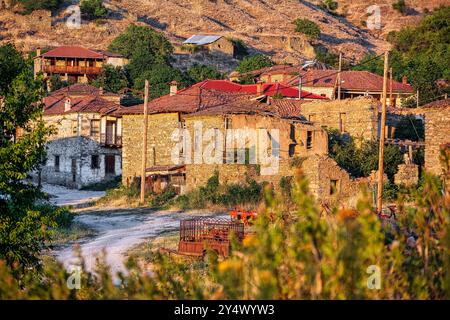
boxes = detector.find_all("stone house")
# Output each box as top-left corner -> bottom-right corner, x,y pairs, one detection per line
299,97 -> 380,142
34,46 -> 128,84
35,84 -> 123,189
182,35 -> 235,57
287,70 -> 415,106
119,81 -> 329,194
229,65 -> 301,84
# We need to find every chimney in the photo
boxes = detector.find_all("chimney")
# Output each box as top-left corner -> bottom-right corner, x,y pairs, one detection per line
170,81 -> 178,96
64,98 -> 71,112
402,75 -> 408,85
36,47 -> 41,57
256,81 -> 263,95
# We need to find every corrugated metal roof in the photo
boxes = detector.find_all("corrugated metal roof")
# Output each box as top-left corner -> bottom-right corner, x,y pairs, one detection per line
183,35 -> 222,45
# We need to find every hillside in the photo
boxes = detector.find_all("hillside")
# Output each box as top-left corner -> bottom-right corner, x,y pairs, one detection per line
0,0 -> 446,67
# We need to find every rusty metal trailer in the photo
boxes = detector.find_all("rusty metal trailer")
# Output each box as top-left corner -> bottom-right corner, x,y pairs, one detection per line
167,218 -> 245,258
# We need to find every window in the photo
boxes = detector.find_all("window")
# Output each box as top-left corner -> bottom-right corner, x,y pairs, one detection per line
330,179 -> 340,195
54,155 -> 60,172
91,155 -> 100,169
290,124 -> 296,141
339,113 -> 347,133
72,120 -> 78,135
289,144 -> 296,157
306,131 -> 313,149
90,120 -> 100,138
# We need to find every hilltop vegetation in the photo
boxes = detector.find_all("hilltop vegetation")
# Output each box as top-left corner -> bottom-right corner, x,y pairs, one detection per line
354,6 -> 450,105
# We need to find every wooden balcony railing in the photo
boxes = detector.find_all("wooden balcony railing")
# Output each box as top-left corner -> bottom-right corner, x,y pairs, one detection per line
43,65 -> 103,75
100,133 -> 122,147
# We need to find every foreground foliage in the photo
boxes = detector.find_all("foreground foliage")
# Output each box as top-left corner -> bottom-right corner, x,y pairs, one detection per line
0,162 -> 448,299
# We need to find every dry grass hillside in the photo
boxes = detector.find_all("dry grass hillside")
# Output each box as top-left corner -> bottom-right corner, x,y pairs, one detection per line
0,0 -> 446,65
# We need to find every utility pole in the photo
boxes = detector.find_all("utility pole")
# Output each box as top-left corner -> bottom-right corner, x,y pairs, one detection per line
377,51 -> 389,213
337,51 -> 342,100
298,65 -> 303,100
389,67 -> 393,107
417,90 -> 420,108
140,80 -> 149,205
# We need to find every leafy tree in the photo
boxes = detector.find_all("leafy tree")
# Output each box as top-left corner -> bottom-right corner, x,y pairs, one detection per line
91,65 -> 130,93
354,7 -> 450,106
328,130 -> 403,181
80,0 -> 108,20
16,0 -> 63,14
235,54 -> 273,74
108,25 -> 177,96
48,75 -> 70,92
133,63 -> 187,99
293,18 -> 321,40
186,63 -> 223,84
0,44 -> 57,276
393,0 -> 407,15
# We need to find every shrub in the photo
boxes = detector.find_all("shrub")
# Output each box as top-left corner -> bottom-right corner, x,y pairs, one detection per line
235,54 -> 274,74
16,0 -> 63,14
293,18 -> 321,40
151,187 -> 178,208
187,63 -> 223,84
393,0 -> 407,14
91,65 -> 130,93
80,0 -> 108,20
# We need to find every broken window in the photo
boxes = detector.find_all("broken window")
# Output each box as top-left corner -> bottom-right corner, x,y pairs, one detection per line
306,131 -> 313,150
289,144 -> 296,157
90,120 -> 100,138
330,179 -> 340,195
91,155 -> 100,169
54,155 -> 60,172
72,120 -> 78,135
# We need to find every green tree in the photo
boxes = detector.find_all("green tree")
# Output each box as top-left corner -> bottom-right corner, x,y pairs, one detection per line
355,7 -> 450,106
91,65 -> 129,93
16,0 -> 63,14
0,44 -> 56,276
133,63 -> 187,99
393,0 -> 407,15
80,0 -> 108,20
108,25 -> 177,96
186,63 -> 223,84
293,18 -> 321,40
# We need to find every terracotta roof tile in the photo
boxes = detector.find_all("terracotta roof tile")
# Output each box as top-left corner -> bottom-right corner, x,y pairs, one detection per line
39,46 -> 105,59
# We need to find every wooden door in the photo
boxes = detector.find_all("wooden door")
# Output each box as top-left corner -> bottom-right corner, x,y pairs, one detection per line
105,155 -> 115,175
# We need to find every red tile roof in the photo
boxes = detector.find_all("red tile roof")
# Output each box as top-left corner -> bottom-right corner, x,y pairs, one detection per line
288,70 -> 415,93
192,79 -> 328,100
43,84 -> 120,116
39,46 -> 106,59
119,80 -> 327,117
234,64 -> 300,78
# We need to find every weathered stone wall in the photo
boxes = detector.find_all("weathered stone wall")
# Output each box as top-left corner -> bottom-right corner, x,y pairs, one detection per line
424,107 -> 450,176
394,164 -> 419,187
207,37 -> 235,56
301,155 -> 365,207
301,97 -> 379,142
302,86 -> 335,100
121,113 -> 181,186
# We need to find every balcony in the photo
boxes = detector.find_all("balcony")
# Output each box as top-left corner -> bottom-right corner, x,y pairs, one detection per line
100,133 -> 122,147
43,65 -> 103,75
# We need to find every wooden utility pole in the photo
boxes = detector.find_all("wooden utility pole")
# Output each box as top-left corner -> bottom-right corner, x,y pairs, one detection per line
337,51 -> 342,100
298,64 -> 303,100
140,80 -> 149,204
417,90 -> 420,108
377,51 -> 389,213
389,67 -> 393,107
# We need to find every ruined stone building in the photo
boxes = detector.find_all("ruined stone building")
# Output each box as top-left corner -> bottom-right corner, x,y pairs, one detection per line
118,80 -> 373,206
182,35 -> 235,57
34,46 -> 128,85
35,84 -> 123,189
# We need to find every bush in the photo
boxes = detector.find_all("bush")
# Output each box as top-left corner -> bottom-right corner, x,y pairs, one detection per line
293,18 -> 321,40
151,187 -> 177,208
91,65 -> 130,93
228,38 -> 248,58
80,0 -> 108,20
16,0 -> 63,14
393,0 -> 407,14
235,54 -> 274,74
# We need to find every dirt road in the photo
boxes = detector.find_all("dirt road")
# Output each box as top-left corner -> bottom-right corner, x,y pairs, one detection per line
54,207 -> 225,277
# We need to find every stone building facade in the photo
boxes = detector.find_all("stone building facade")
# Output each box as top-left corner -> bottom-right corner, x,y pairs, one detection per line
300,97 -> 379,142
34,85 -> 123,189
420,100 -> 450,176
